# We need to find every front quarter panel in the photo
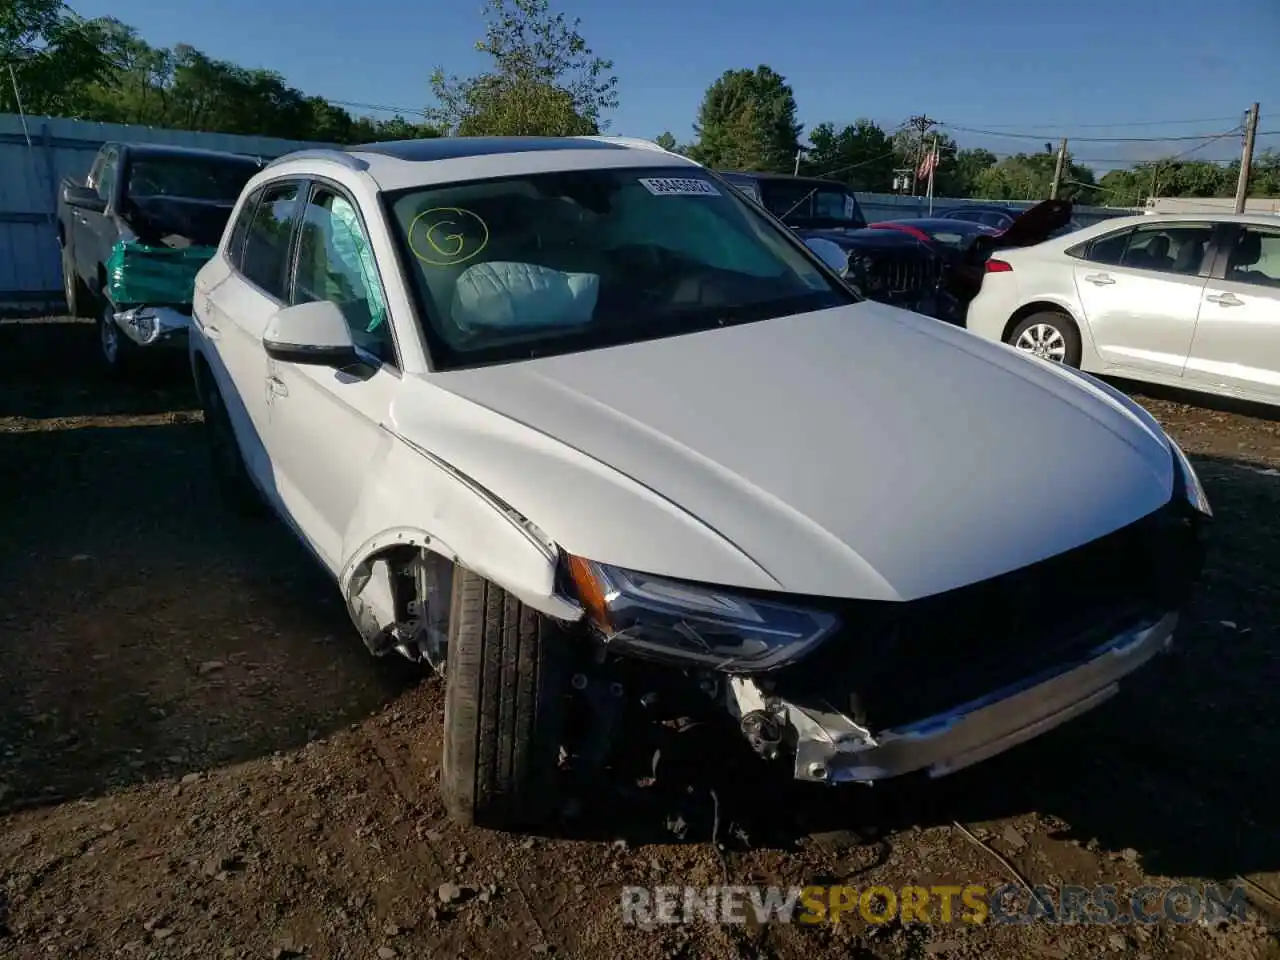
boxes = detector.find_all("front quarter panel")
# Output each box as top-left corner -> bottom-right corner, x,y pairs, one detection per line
337,377 -> 783,628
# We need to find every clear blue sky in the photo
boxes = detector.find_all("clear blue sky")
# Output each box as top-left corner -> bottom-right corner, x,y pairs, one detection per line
70,0 -> 1279,172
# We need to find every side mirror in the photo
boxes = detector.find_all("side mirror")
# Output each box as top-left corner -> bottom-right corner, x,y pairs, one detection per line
805,236 -> 849,275
262,300 -> 359,367
62,184 -> 107,214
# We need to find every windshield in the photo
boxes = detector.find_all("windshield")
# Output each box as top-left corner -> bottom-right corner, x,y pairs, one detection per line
385,166 -> 855,369
762,181 -> 866,228
126,156 -> 260,203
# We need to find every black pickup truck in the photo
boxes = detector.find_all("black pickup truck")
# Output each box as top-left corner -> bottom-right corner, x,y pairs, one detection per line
57,142 -> 263,374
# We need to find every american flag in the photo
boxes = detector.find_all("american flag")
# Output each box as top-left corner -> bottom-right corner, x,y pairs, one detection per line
916,147 -> 939,181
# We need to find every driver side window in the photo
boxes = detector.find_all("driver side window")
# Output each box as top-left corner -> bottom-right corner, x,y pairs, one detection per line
96,150 -> 119,203
291,186 -> 396,367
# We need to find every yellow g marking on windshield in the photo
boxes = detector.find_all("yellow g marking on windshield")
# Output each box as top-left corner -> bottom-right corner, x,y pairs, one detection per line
408,207 -> 489,266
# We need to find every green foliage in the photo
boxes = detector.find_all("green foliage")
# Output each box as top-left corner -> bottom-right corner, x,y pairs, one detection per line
1097,153 -> 1280,207
689,66 -> 802,172
1,7 -> 438,142
428,0 -> 617,137
968,149 -> 1096,202
0,0 -> 116,117
800,119 -> 895,190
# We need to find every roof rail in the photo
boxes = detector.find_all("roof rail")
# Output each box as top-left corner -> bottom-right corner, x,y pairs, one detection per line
266,148 -> 369,172
573,135 -> 677,155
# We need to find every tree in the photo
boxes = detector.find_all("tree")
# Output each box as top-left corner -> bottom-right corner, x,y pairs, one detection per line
65,21 -> 438,143
0,0 -> 117,117
971,148 -> 1095,201
800,119 -> 895,191
952,148 -> 998,198
654,131 -> 677,151
690,66 -> 801,172
428,0 -> 617,137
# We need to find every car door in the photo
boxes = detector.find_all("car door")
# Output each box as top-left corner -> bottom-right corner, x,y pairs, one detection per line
1070,221 -> 1215,379
1184,222 -> 1280,403
264,180 -> 403,573
198,179 -> 305,501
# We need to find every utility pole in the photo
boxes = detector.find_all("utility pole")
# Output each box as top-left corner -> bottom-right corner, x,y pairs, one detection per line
906,114 -> 937,196
1049,137 -> 1068,199
794,148 -> 803,176
1234,102 -> 1260,214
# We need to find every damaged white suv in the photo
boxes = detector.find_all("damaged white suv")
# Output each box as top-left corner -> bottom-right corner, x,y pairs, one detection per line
190,136 -> 1210,830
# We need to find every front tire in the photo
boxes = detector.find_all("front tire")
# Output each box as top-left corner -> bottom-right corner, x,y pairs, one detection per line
97,298 -> 136,376
441,568 -> 569,829
1007,311 -> 1082,367
61,246 -> 92,319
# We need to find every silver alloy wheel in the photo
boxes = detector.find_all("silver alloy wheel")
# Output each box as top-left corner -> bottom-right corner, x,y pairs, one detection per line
100,304 -> 120,365
1014,322 -> 1067,362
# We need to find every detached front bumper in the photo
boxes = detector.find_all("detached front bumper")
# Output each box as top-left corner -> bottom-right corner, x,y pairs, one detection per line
729,611 -> 1178,784
114,306 -> 190,349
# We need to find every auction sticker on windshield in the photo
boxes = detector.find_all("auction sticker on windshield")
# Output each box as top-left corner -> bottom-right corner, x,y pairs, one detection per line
639,177 -> 722,197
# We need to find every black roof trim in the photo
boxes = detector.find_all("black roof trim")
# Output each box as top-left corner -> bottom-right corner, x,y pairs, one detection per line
110,142 -> 264,164
348,136 -> 631,163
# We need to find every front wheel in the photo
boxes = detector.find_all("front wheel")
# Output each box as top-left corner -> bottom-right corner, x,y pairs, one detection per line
441,568 -> 570,829
61,246 -> 92,319
97,299 -> 136,376
1007,311 -> 1082,367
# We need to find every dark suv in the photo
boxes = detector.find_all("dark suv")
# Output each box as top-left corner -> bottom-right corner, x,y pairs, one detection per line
717,171 -> 951,317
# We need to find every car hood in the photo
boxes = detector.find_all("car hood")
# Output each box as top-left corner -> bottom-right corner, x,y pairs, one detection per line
804,227 -> 926,251
404,301 -> 1175,602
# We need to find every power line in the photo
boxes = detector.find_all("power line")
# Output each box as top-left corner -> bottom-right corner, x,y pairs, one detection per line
324,96 -> 431,118
937,114 -> 1242,131
941,123 -> 1244,143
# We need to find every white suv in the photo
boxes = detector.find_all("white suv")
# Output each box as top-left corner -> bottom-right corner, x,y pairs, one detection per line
191,136 -> 1209,831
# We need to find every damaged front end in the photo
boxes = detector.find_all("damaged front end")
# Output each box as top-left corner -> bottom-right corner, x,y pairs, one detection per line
564,494 -> 1204,787
104,234 -> 218,349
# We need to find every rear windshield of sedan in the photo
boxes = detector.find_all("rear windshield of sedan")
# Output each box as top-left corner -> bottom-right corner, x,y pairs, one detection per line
384,167 -> 855,369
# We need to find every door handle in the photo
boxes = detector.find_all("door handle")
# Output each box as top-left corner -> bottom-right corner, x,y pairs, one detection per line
204,324 -> 222,341
1205,292 -> 1243,307
1084,273 -> 1115,286
267,376 -> 288,398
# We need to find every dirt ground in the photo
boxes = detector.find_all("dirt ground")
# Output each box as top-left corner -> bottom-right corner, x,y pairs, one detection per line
1,315 -> 1278,960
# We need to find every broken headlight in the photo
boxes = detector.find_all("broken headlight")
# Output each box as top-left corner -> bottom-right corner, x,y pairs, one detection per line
565,556 -> 839,673
1170,438 -> 1212,518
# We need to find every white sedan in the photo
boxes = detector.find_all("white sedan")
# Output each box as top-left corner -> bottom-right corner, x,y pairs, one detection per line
189,136 -> 1209,831
965,212 -> 1280,405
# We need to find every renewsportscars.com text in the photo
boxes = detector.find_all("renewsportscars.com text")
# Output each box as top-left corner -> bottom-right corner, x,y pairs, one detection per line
620,883 -> 1251,927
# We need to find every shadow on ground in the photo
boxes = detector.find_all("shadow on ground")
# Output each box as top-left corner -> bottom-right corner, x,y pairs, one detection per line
0,335 -> 422,813
0,317 -> 197,420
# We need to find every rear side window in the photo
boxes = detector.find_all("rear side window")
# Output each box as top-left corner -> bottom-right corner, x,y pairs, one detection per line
225,187 -> 263,268
1084,223 -> 1214,275
240,181 -> 302,299
1084,228 -> 1133,265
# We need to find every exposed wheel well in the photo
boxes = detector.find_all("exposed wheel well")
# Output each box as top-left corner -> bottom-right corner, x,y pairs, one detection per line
1002,302 -> 1077,344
